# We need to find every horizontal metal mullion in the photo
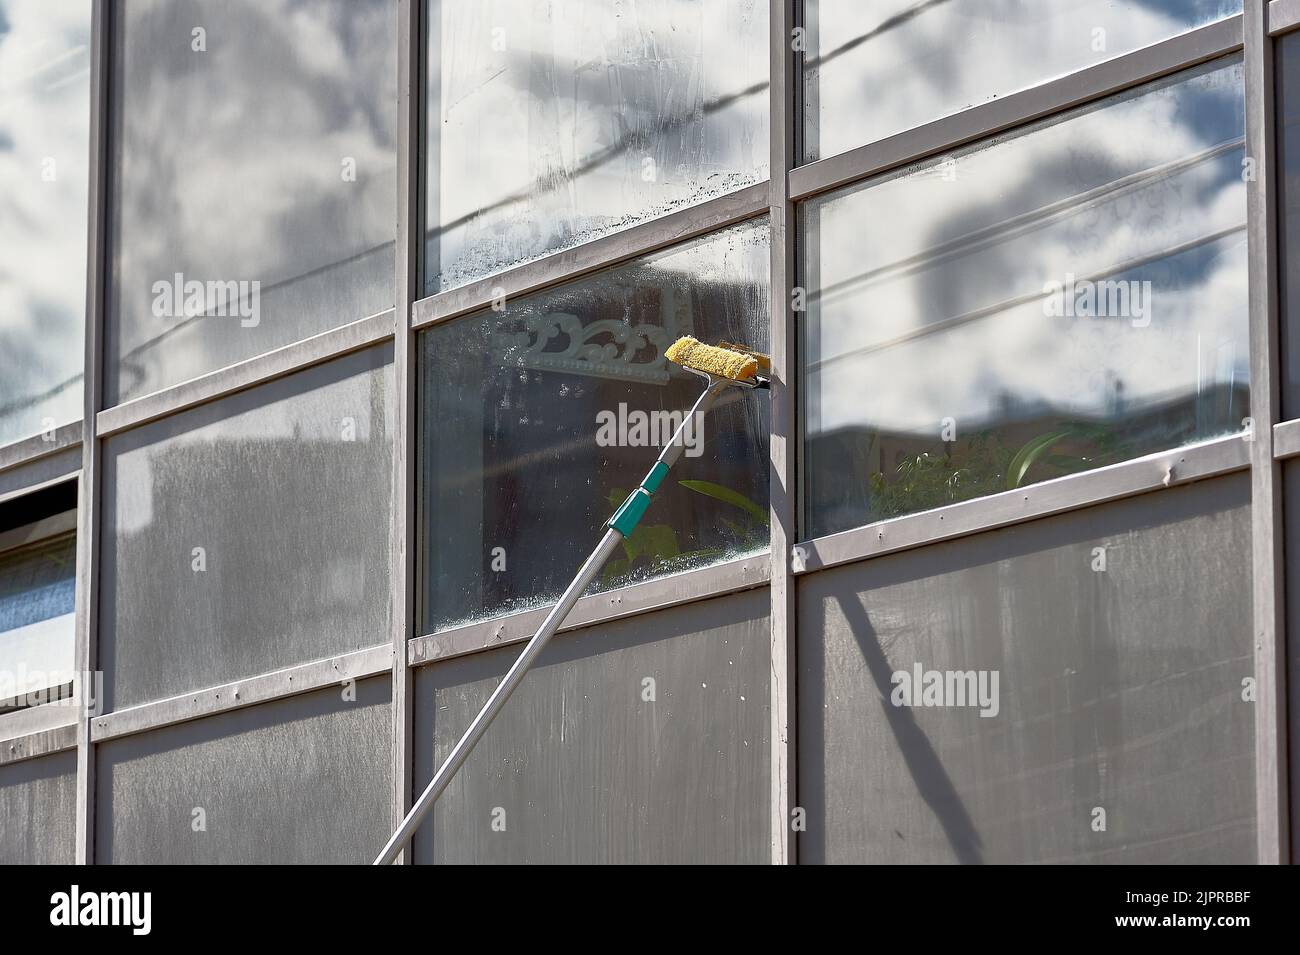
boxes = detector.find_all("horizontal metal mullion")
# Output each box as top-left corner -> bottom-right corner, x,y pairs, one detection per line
0,721 -> 78,768
0,701 -> 79,747
795,434 -> 1250,575
0,421 -> 82,476
1270,0 -> 1300,35
0,453 -> 80,507
408,551 -> 771,667
95,309 -> 396,438
411,182 -> 771,332
1274,418 -> 1300,458
90,643 -> 393,743
0,511 -> 77,556
789,15 -> 1244,202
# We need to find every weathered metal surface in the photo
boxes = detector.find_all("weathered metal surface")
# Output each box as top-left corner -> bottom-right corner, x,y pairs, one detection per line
95,679 -> 391,864
0,750 -> 77,864
799,474 -> 1254,864
413,590 -> 769,863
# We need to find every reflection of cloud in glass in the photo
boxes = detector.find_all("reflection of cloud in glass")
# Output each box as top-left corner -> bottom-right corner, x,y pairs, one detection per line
805,0 -> 1241,161
803,59 -> 1247,535
0,0 -> 90,447
426,0 -> 769,294
107,0 -> 396,406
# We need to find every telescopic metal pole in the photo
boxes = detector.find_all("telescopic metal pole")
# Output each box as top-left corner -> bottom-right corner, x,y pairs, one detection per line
375,377 -> 730,864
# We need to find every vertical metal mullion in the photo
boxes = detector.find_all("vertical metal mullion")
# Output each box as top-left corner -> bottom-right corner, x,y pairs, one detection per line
74,0 -> 111,866
768,0 -> 798,866
1245,0 -> 1290,865
390,0 -> 422,865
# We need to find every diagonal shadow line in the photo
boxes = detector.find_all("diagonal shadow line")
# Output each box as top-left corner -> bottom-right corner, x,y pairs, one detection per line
832,589 -> 984,864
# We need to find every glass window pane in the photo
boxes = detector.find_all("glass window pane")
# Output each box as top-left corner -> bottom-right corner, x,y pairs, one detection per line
801,58 -> 1247,540
0,0 -> 90,446
0,532 -> 76,708
424,0 -> 769,295
107,0 -> 397,406
803,0 -> 1242,163
418,220 -> 769,634
100,347 -> 393,711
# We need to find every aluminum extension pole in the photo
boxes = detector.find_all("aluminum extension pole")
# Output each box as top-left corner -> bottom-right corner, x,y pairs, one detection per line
375,377 -> 730,864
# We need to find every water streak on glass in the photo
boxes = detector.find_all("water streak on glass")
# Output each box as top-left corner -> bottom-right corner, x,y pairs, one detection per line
425,0 -> 769,294
802,58 -> 1247,539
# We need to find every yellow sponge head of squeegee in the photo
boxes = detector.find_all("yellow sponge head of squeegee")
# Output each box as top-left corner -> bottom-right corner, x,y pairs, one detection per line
665,336 -> 759,383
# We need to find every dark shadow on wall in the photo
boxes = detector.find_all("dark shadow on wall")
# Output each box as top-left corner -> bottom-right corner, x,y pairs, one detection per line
799,474 -> 1250,863
833,589 -> 985,865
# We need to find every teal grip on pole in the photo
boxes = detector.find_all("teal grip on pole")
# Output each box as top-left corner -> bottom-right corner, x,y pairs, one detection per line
609,488 -> 652,538
642,461 -> 670,494
609,461 -> 673,537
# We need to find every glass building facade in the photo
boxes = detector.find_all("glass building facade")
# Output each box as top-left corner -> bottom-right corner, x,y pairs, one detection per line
0,0 -> 1294,864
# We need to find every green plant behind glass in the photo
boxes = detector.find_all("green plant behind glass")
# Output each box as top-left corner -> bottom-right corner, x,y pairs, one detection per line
865,421 -> 1130,522
600,480 -> 769,585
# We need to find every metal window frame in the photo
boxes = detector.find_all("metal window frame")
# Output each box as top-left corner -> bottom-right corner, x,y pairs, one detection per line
406,552 -> 770,666
768,0 -> 798,867
409,182 -> 771,332
788,16 -> 1244,202
1245,0 -> 1290,866
0,1 -> 1287,866
72,0 -> 110,865
0,423 -> 83,478
1272,0 -> 1300,36
388,0 -> 422,866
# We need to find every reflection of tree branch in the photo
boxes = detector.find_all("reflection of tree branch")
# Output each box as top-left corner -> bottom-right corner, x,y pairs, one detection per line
425,74 -> 770,244
808,223 -> 1246,371
4,7 -> 932,419
426,2 -> 950,245
1,240 -> 395,416
804,0 -> 953,77
813,137 -> 1244,305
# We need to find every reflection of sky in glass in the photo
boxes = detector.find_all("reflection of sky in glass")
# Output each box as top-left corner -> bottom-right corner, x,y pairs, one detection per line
108,0 -> 396,406
804,0 -> 1242,162
803,58 -> 1247,537
0,0 -> 90,447
425,0 -> 769,294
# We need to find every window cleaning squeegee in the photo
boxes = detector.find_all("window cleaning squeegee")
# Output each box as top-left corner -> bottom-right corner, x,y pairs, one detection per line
374,337 -> 770,864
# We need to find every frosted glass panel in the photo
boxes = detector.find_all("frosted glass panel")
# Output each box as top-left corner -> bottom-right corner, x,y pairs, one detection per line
101,347 -> 393,711
0,0 -> 90,446
107,0 -> 397,405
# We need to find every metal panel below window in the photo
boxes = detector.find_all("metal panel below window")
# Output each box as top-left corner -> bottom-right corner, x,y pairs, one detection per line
0,750 -> 77,864
412,589 -> 770,863
95,678 -> 391,864
798,474 -> 1254,864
